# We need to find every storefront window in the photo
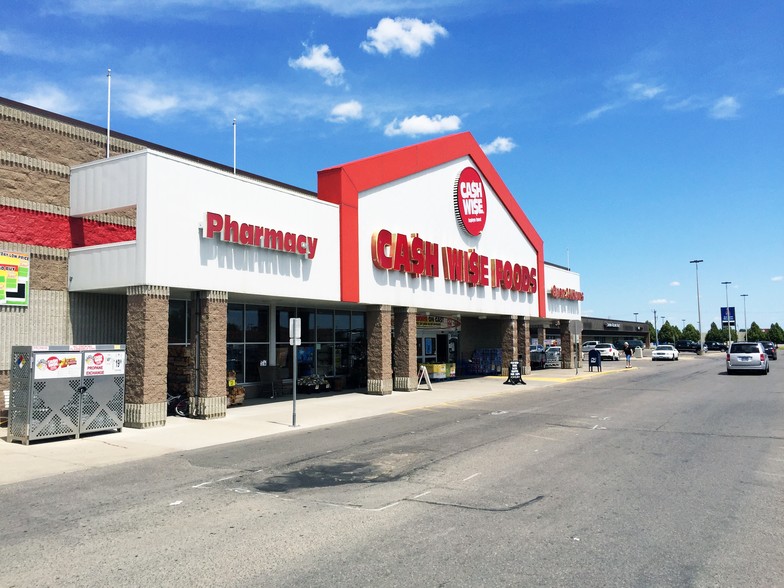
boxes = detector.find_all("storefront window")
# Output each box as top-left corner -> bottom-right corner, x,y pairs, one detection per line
274,307 -> 366,385
227,303 -> 270,383
168,299 -> 189,344
316,310 -> 334,342
227,304 -> 244,343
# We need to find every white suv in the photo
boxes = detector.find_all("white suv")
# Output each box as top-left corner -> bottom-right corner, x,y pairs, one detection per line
582,340 -> 600,352
726,342 -> 769,375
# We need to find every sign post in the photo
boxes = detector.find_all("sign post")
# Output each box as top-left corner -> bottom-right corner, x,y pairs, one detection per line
289,317 -> 301,427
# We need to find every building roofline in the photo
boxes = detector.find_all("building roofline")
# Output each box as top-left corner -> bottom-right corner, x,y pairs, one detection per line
0,95 -> 315,197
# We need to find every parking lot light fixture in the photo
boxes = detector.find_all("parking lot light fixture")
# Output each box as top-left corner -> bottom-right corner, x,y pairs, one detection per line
741,294 -> 748,341
722,281 -> 732,344
690,259 -> 703,346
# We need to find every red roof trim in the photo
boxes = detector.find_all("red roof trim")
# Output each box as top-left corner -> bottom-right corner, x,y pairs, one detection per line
317,131 -> 546,316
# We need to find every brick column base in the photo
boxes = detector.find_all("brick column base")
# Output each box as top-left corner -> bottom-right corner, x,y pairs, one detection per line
560,322 -> 574,369
518,317 -> 532,375
501,316 -> 517,377
366,305 -> 393,395
195,291 -> 228,420
124,402 -> 166,429
393,307 -> 417,391
125,285 -> 169,429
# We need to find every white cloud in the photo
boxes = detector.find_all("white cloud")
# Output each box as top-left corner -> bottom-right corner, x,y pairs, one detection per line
649,298 -> 672,305
577,103 -> 619,123
288,44 -> 345,86
776,88 -> 784,96
361,17 -> 447,57
709,96 -> 740,119
117,80 -> 181,117
384,114 -> 461,137
670,281 -> 680,287
627,82 -> 665,100
772,276 -> 783,282
11,84 -> 80,114
481,136 -> 516,155
329,100 -> 363,122
55,0 -> 466,17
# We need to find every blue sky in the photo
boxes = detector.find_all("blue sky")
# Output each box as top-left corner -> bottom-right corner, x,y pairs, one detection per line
2,0 -> 783,332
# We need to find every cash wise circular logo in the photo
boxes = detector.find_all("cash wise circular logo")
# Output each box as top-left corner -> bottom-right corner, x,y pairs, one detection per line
453,167 -> 487,236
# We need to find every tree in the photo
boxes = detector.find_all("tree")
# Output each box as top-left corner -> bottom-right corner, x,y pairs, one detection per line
705,322 -> 724,343
647,321 -> 656,343
658,321 -> 679,344
768,323 -> 784,344
746,322 -> 765,342
682,324 -> 700,341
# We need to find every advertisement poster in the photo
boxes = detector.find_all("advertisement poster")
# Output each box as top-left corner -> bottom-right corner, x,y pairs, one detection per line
0,251 -> 30,307
84,351 -> 126,376
34,353 -> 83,380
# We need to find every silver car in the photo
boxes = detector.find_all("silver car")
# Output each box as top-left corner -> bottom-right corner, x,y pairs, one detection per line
726,342 -> 769,375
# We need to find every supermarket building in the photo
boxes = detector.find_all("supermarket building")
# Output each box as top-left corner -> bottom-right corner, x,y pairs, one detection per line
1,97 -> 582,429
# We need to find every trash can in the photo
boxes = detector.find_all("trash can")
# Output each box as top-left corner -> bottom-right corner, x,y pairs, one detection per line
7,345 -> 126,445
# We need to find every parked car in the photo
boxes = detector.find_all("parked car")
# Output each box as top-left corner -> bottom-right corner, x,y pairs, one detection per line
529,345 -> 547,369
674,340 -> 702,353
582,340 -> 600,352
545,346 -> 561,366
704,341 -> 728,352
652,344 -> 679,361
726,342 -> 769,375
614,339 -> 645,351
760,341 -> 778,360
595,343 -> 620,361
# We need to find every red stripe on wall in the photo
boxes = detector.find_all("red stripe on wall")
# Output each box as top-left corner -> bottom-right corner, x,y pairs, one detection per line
0,206 -> 136,249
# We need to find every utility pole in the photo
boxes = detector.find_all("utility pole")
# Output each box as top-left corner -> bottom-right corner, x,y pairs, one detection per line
722,281 -> 732,344
741,293 -> 748,341
652,309 -> 659,347
690,259 -> 703,347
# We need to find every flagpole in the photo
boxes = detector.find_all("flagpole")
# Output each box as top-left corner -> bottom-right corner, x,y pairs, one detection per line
106,68 -> 111,158
233,117 -> 237,174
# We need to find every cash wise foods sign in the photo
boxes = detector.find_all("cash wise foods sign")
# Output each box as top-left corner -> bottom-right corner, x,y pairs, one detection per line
371,166 -> 537,294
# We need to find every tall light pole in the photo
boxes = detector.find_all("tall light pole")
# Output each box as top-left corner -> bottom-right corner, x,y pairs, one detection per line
634,312 -> 639,323
652,309 -> 659,346
690,259 -> 703,347
682,319 -> 686,329
721,281 -> 732,344
741,293 -> 748,340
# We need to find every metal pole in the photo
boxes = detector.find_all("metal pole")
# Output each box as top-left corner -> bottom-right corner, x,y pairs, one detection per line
653,309 -> 658,346
690,259 -> 703,347
741,294 -> 748,340
292,343 -> 297,427
634,312 -> 638,323
722,281 -> 731,344
233,117 -> 237,174
106,68 -> 111,158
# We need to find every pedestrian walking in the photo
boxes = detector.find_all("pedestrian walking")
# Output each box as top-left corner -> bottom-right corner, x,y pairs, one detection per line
623,342 -> 632,368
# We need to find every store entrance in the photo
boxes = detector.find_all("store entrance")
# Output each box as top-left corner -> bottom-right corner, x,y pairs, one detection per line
415,314 -> 461,380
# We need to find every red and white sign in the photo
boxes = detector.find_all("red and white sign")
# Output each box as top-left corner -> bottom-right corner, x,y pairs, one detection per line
549,286 -> 584,301
34,353 -> 82,380
84,351 -> 126,376
453,167 -> 487,236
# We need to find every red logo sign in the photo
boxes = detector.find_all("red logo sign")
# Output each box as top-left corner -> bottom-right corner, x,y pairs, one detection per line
454,167 -> 487,236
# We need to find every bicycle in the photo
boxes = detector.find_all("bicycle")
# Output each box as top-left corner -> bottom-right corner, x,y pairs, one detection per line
167,391 -> 189,417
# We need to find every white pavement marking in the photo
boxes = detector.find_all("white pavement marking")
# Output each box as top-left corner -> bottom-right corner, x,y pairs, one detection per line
462,472 -> 481,482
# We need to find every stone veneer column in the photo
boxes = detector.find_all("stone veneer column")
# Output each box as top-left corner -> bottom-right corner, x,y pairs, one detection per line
366,305 -> 393,395
194,291 -> 228,420
393,307 -> 417,391
517,317 -> 532,375
560,321 -> 574,369
501,316 -> 518,377
536,325 -> 546,347
125,285 -> 170,429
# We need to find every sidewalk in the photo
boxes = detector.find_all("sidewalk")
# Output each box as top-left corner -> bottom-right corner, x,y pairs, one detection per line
1,361 -> 632,486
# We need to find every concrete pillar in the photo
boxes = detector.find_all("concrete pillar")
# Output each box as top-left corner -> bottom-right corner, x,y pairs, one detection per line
366,305 -> 393,395
517,317 -> 532,375
393,307 -> 418,391
560,321 -> 574,369
501,316 -> 517,376
535,325 -> 546,348
193,291 -> 228,420
124,285 -> 169,429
